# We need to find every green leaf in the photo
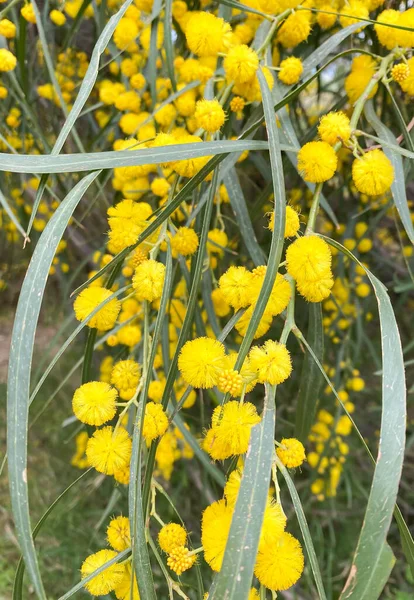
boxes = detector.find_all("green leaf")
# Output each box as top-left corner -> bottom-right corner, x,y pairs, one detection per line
394,505 -> 414,581
13,469 -> 92,600
364,100 -> 414,245
164,0 -> 177,91
0,187 -> 27,239
209,386 -> 276,599
275,457 -> 327,600
319,238 -> 406,600
0,140 -> 274,174
295,303 -> 324,442
7,171 -> 99,600
224,168 -> 266,267
233,68 -> 286,372
341,544 -> 395,600
129,248 -> 173,600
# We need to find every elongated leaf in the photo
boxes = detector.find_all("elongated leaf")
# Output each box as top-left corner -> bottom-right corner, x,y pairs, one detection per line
394,505 -> 414,580
7,171 -> 99,600
364,100 -> 414,245
275,457 -> 327,600
129,248 -> 173,599
317,238 -> 406,600
295,303 -> 324,442
233,69 -> 286,371
0,187 -> 27,239
209,386 -> 276,599
164,0 -> 176,91
224,168 -> 266,267
342,544 -> 395,600
13,469 -> 92,600
0,140 -> 280,174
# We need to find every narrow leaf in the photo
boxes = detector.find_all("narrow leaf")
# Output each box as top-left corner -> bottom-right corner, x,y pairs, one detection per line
295,303 -> 324,442
276,457 -> 327,600
224,168 -> 266,267
209,387 -> 276,599
7,172 -> 99,600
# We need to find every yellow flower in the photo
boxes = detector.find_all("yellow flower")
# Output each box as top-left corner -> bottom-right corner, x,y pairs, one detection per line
73,286 -> 121,331
375,9 -> 399,50
185,12 -> 231,57
201,499 -> 233,571
178,337 -> 226,388
249,340 -> 292,385
113,564 -> 140,600
224,468 -> 243,507
171,226 -> 199,256
297,141 -> 338,183
0,18 -> 16,37
132,259 -> 165,302
278,57 -> 303,85
391,63 -> 410,84
81,549 -> 125,595
317,3 -> 337,30
268,205 -> 300,238
296,276 -> 334,302
72,381 -> 117,426
203,401 -> 261,460
218,266 -> 254,309
277,438 -> 306,468
86,426 -> 132,475
286,236 -> 332,283
318,111 -> 351,146
277,11 -> 311,48
345,55 -> 378,104
167,546 -> 196,575
352,150 -> 394,196
107,516 -> 131,551
0,48 -> 17,72
339,0 -> 368,31
211,288 -> 231,317
114,17 -> 138,50
21,3 -> 36,23
254,532 -> 304,591
50,9 -> 66,25
259,499 -> 287,549
400,57 -> 414,96
223,44 -> 259,84
158,523 -> 187,553
142,402 -> 169,444
217,369 -> 244,396
194,99 -> 226,133
110,360 -> 140,400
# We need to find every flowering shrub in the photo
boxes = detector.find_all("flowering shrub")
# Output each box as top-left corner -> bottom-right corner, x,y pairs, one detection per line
2,0 -> 414,599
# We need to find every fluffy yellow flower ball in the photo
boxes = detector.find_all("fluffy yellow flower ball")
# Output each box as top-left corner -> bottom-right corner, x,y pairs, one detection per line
132,259 -> 165,302
72,381 -> 117,426
178,337 -> 225,388
142,402 -> 169,444
375,10 -> 400,50
223,44 -> 259,84
296,276 -> 334,302
86,426 -> 132,475
249,340 -> 292,385
201,499 -> 233,572
107,516 -> 131,551
391,63 -> 410,84
21,3 -> 36,23
286,235 -> 332,283
185,11 -> 231,57
158,523 -> 187,553
110,359 -> 140,400
297,141 -> 338,183
339,0 -> 368,31
194,99 -> 225,133
81,549 -> 125,596
400,57 -> 414,96
277,11 -> 311,48
219,265 -> 254,309
345,55 -> 378,104
203,401 -> 261,460
73,286 -> 121,330
50,9 -> 66,25
167,546 -> 196,575
269,205 -> 300,238
352,149 -> 394,196
278,57 -> 303,85
254,532 -> 304,591
0,18 -> 16,37
114,17 -> 139,50
277,438 -> 306,468
0,48 -> 17,72
318,111 -> 351,146
171,227 -> 199,256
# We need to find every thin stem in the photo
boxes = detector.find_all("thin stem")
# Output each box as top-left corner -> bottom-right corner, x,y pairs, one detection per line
305,182 -> 323,235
